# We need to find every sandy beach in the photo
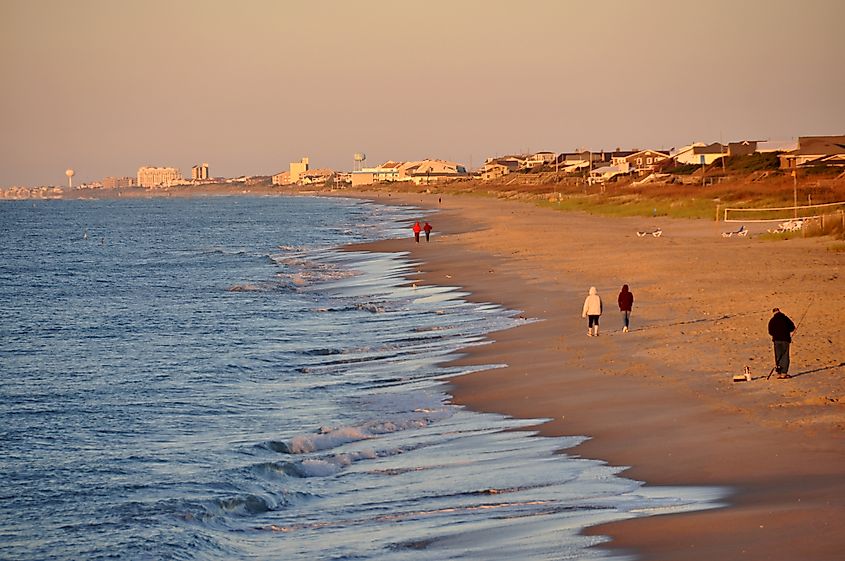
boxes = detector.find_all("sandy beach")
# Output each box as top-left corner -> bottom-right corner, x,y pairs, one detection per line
347,191 -> 844,561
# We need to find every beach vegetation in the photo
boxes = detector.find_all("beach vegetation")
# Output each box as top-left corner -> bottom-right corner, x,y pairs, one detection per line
428,171 -> 845,233
664,163 -> 701,175
722,153 -> 781,173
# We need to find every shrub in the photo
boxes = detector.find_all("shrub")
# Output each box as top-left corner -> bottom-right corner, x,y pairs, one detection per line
665,163 -> 701,175
723,153 -> 781,172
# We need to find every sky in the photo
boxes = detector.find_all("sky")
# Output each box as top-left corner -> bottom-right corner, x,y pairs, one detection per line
1,0 -> 844,187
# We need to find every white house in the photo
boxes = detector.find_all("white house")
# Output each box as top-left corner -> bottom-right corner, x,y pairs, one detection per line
524,151 -> 556,168
588,162 -> 631,184
351,159 -> 467,186
298,168 -> 335,186
673,142 -> 726,165
399,159 -> 468,185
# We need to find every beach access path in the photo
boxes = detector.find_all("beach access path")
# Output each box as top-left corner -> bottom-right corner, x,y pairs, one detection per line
346,191 -> 844,561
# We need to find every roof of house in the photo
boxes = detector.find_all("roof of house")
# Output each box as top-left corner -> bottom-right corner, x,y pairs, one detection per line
608,150 -> 637,158
693,143 -> 726,154
626,149 -> 669,159
300,168 -> 334,177
402,159 -> 467,175
590,164 -> 627,175
670,143 -> 706,156
792,135 -> 845,155
757,140 -> 798,152
803,154 -> 845,165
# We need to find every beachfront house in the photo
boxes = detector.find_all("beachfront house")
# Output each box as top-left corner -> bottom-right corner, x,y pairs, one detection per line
480,162 -> 511,181
606,150 -> 635,167
727,139 -> 799,157
755,139 -> 798,153
272,171 -> 291,186
727,140 -> 760,157
588,162 -> 631,185
351,161 -> 403,187
524,152 -> 556,169
554,151 -> 593,173
673,142 -> 727,166
480,157 -> 523,181
298,168 -> 335,186
399,159 -> 468,185
671,143 -> 700,163
778,135 -> 845,169
626,149 -> 670,174
351,159 -> 467,186
810,154 -> 845,167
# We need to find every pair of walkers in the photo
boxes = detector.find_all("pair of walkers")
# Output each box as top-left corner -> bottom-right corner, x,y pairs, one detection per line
412,221 -> 433,243
581,285 -> 633,336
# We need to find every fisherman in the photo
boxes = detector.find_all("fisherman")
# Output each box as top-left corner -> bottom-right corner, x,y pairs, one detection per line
582,286 -> 603,337
768,308 -> 796,378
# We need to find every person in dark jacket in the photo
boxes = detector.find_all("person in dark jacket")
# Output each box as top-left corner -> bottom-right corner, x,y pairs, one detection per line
617,284 -> 634,332
423,222 -> 432,242
768,308 -> 796,378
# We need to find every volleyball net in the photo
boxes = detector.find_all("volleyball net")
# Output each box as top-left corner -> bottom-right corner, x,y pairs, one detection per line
722,200 -> 845,223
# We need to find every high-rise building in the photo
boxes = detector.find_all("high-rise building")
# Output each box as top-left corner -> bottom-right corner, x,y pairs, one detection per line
191,162 -> 209,180
290,157 -> 309,183
137,166 -> 181,188
102,176 -> 136,189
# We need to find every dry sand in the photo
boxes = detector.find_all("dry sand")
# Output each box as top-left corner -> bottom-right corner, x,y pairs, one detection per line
346,191 -> 844,561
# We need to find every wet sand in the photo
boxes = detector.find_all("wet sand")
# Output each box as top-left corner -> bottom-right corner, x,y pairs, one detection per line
347,191 -> 844,561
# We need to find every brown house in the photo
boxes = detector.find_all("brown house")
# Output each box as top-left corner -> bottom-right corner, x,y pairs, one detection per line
625,149 -> 670,173
779,135 -> 845,169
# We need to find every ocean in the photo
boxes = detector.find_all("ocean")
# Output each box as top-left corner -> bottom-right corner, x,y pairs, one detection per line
0,195 -> 722,560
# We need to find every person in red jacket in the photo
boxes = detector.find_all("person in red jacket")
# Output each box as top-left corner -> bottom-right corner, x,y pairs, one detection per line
412,221 -> 421,243
423,221 -> 432,242
618,284 -> 634,333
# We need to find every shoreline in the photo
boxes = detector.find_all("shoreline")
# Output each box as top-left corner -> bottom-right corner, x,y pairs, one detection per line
343,190 -> 844,560
21,187 -> 843,558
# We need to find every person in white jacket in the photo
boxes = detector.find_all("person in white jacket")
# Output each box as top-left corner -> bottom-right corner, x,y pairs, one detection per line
582,286 -> 603,336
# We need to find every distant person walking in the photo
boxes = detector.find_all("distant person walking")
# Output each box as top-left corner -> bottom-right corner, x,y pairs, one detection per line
617,284 -> 634,333
768,307 -> 796,378
412,221 -> 422,243
423,221 -> 432,242
582,286 -> 603,337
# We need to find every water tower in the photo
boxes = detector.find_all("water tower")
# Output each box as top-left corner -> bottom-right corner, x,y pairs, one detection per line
353,152 -> 366,172
65,168 -> 75,188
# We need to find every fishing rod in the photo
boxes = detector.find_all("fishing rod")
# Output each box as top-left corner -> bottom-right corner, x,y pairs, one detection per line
793,299 -> 813,332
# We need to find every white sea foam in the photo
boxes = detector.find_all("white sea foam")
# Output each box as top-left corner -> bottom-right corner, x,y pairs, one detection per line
287,427 -> 372,454
282,407 -> 454,455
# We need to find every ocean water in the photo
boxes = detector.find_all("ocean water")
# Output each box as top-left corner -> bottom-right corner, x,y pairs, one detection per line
0,196 -> 722,561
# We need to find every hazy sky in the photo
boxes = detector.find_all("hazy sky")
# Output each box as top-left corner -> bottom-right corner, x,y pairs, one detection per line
2,0 -> 844,187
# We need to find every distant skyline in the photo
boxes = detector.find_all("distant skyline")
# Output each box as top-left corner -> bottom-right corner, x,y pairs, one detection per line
2,0 -> 844,187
